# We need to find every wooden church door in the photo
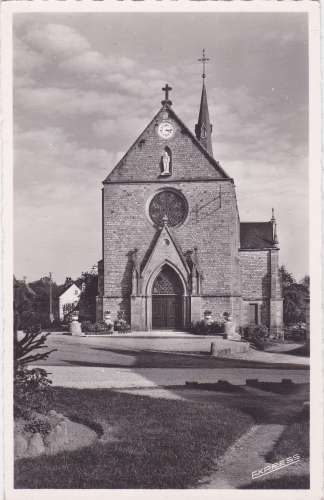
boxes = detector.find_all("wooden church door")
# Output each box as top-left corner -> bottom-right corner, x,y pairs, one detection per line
152,265 -> 183,330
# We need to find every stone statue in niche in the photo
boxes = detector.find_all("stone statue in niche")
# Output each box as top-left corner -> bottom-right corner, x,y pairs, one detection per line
131,248 -> 141,295
189,247 -> 203,295
161,150 -> 171,176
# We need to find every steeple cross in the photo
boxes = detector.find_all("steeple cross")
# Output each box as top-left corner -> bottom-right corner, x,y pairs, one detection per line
198,48 -> 210,79
162,83 -> 172,101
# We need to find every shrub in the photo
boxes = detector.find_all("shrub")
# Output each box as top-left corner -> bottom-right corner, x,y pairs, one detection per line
81,320 -> 113,334
243,324 -> 269,350
19,310 -> 42,330
14,322 -> 56,419
81,320 -> 93,332
23,417 -> 51,437
189,320 -> 224,336
114,311 -> 131,333
14,367 -> 53,418
94,321 -> 113,333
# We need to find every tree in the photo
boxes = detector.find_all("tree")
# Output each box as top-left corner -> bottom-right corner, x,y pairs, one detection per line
77,267 -> 98,322
13,277 -> 39,334
28,277 -> 59,328
300,275 -> 310,294
279,266 -> 309,326
279,266 -> 294,289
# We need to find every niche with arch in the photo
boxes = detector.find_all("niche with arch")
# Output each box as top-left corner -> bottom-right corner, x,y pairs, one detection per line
160,147 -> 172,177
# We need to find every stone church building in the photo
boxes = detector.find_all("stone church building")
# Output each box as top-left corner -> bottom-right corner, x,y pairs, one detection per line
96,76 -> 283,334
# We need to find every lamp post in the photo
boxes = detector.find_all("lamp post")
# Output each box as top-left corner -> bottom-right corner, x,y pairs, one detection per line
49,272 -> 54,324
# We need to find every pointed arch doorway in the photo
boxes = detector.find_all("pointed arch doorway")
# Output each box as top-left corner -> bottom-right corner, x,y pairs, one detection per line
152,264 -> 183,330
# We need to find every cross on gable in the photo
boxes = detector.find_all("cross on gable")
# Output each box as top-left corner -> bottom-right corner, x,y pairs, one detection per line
161,83 -> 172,106
162,84 -> 172,101
198,48 -> 210,79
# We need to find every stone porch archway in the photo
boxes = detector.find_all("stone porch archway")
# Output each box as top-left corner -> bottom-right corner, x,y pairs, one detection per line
130,224 -> 192,331
145,260 -> 190,331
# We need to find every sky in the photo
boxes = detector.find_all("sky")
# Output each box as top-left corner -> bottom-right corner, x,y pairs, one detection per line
13,12 -> 308,283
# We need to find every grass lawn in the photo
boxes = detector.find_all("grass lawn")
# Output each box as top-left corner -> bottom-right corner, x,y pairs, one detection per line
266,408 -> 309,462
15,387 -> 253,489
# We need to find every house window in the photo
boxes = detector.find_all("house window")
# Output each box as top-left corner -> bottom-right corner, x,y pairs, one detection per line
249,303 -> 259,325
75,290 -> 79,295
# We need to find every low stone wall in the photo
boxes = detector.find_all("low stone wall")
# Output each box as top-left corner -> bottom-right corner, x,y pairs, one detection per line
210,340 -> 249,357
15,410 -> 97,460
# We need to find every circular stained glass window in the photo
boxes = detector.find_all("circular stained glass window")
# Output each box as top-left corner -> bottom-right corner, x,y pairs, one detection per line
149,190 -> 188,227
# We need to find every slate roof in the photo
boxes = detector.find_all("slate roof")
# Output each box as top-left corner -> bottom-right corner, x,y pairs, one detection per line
240,222 -> 275,249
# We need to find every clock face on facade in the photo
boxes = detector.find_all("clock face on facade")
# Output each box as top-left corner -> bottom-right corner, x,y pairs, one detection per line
149,190 -> 188,227
157,121 -> 174,139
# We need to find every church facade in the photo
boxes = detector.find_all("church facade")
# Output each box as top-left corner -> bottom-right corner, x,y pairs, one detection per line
96,79 -> 283,334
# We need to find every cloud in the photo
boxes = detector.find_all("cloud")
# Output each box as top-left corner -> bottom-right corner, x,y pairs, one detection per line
14,125 -> 116,280
91,116 -> 149,154
59,50 -> 107,74
14,35 -> 46,73
23,23 -> 90,59
13,14 -> 309,281
15,86 -> 129,117
15,127 -> 116,205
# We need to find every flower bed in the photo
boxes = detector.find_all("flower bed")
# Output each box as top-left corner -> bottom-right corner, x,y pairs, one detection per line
81,321 -> 113,335
189,320 -> 225,336
81,317 -> 131,335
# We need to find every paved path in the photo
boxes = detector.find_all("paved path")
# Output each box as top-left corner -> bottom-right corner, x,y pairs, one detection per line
33,333 -> 309,368
39,366 -> 309,389
198,424 -> 308,489
224,348 -> 309,366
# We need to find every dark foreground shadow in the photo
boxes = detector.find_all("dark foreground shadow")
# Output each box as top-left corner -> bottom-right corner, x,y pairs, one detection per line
239,475 -> 310,489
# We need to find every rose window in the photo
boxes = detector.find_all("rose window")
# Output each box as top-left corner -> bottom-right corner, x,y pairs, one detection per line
149,190 -> 188,227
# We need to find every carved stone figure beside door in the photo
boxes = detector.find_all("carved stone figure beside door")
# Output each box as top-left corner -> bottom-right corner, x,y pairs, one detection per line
188,247 -> 203,295
131,248 -> 141,296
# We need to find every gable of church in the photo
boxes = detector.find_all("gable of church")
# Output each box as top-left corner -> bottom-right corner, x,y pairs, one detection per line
140,224 -> 190,295
104,107 -> 230,183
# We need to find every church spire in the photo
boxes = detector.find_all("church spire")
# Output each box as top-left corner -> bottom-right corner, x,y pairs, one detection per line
195,49 -> 213,157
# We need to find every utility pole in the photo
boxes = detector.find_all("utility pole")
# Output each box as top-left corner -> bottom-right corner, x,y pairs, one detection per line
49,272 -> 54,324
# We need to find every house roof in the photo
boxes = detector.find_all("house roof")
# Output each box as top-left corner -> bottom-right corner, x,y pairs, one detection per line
240,222 -> 275,249
57,282 -> 81,297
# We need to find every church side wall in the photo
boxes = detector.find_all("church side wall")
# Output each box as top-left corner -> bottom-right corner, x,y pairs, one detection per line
201,296 -> 241,327
239,250 -> 271,326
